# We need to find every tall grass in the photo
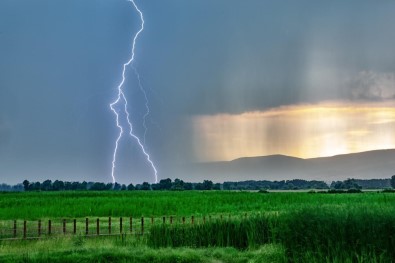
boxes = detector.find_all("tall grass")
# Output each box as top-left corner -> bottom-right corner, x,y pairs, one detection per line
148,206 -> 395,262
148,215 -> 275,249
280,207 -> 395,262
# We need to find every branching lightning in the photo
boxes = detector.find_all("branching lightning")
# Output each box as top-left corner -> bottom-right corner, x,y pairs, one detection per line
109,0 -> 158,184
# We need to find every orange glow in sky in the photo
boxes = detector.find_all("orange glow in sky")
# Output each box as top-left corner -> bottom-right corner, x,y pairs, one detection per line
192,102 -> 395,162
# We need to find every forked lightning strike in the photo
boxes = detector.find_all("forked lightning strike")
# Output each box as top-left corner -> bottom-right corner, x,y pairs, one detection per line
109,0 -> 158,184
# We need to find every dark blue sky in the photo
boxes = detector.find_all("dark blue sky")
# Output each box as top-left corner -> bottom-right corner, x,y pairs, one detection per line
1,0 -> 395,184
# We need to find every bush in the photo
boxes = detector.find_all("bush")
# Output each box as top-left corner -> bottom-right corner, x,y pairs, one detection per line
327,189 -> 345,194
327,189 -> 362,194
347,188 -> 362,193
382,188 -> 395,193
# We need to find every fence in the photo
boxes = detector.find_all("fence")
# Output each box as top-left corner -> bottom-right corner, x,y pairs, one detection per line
0,214 -> 248,240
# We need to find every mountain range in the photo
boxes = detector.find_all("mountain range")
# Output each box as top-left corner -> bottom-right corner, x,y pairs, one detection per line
179,149 -> 395,182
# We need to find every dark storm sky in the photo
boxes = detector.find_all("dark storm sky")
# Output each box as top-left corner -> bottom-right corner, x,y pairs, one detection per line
1,0 -> 395,184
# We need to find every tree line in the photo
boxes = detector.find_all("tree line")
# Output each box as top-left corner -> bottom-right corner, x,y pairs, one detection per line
223,179 -> 329,190
0,176 -> 393,192
21,178 -> 327,191
20,178 -> 220,192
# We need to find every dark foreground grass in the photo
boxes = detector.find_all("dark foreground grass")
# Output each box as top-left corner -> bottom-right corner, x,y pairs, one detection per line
280,207 -> 395,262
148,207 -> 395,262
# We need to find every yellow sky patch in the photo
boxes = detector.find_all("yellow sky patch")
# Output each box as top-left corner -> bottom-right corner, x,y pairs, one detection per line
192,101 -> 395,162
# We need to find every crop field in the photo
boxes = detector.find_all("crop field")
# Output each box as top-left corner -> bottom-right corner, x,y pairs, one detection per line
1,191 -> 395,262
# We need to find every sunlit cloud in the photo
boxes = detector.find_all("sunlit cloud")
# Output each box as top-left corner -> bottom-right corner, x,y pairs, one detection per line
192,101 -> 395,162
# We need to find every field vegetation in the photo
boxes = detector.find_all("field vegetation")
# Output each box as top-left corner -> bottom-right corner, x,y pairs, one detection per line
0,190 -> 393,220
1,191 -> 395,262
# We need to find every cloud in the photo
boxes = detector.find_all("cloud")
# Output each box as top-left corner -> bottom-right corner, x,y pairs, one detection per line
345,71 -> 395,101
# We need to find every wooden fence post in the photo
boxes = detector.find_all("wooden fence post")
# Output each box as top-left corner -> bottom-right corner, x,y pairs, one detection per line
203,216 -> 206,224
38,220 -> 41,237
73,219 -> 76,234
120,217 -> 123,233
85,218 -> 89,235
109,217 -> 111,234
170,216 -> 173,225
191,216 -> 194,225
13,220 -> 17,238
141,217 -> 144,235
23,220 -> 26,239
97,218 -> 100,235
163,216 -> 165,224
151,217 -> 154,225
182,217 -> 185,224
48,220 -> 51,235
63,219 -> 66,234
130,217 -> 133,233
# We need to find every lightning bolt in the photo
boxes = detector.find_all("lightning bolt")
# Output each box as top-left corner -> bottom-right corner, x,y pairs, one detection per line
109,0 -> 158,184
132,66 -> 150,144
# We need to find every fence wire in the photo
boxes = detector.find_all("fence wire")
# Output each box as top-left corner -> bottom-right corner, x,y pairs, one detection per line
0,213 -> 250,240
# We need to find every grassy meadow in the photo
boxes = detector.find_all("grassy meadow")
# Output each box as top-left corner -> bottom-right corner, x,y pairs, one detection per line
0,190 -> 393,220
1,191 -> 395,262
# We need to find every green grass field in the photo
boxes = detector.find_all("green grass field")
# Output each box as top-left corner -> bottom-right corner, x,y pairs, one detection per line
1,191 -> 394,262
0,190 -> 393,220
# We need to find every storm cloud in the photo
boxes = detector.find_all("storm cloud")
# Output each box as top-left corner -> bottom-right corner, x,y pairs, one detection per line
1,0 -> 395,184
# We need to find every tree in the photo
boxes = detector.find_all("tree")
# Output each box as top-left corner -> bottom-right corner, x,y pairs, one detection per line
202,180 -> 213,190
113,183 -> 121,191
22,180 -> 30,191
184,182 -> 193,190
172,178 -> 184,191
81,181 -> 88,190
331,181 -> 344,189
151,183 -> 160,190
32,182 -> 41,191
52,180 -> 65,191
141,182 -> 151,190
213,183 -> 221,190
41,180 -> 52,191
90,182 -> 106,191
64,182 -> 72,190
127,183 -> 135,191
343,178 -> 362,190
159,178 -> 172,190
121,184 -> 127,191
194,183 -> 203,190
391,175 -> 395,189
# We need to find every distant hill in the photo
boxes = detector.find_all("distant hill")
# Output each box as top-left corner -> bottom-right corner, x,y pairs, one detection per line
179,149 -> 395,182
